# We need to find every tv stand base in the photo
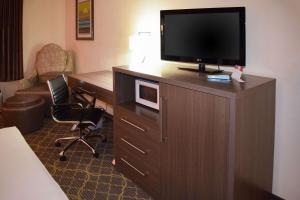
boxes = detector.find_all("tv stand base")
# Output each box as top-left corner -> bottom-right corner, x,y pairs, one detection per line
178,63 -> 223,74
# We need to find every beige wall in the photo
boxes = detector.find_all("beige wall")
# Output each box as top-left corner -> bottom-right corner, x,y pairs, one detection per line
23,0 -> 66,76
66,0 -> 139,72
0,0 -> 66,101
66,0 -> 300,199
0,81 -> 19,103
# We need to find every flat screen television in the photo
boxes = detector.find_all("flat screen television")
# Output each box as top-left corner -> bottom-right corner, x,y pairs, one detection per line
160,7 -> 246,73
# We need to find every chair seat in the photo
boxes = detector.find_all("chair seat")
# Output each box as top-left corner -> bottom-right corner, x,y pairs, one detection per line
54,106 -> 103,126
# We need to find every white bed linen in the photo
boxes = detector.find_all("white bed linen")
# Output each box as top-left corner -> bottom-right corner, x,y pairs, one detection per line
0,127 -> 68,200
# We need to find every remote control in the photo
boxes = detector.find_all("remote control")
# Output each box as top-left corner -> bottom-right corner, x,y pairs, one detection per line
207,75 -> 231,80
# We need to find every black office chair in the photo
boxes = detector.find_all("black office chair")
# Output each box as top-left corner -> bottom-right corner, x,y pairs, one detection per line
47,74 -> 105,161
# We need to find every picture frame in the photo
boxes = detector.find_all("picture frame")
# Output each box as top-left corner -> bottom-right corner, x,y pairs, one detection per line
76,0 -> 94,40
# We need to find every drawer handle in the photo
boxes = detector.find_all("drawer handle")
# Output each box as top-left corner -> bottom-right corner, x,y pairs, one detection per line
120,118 -> 146,132
121,138 -> 147,155
121,158 -> 146,177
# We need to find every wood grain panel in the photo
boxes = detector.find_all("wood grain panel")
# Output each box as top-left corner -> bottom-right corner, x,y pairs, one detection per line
116,152 -> 161,199
234,81 -> 276,200
113,64 -> 275,99
160,83 -> 230,200
68,71 -> 113,104
115,121 -> 161,170
114,72 -> 136,104
115,103 -> 160,143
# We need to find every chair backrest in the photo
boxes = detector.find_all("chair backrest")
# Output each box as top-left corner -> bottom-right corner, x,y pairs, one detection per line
35,43 -> 73,75
47,75 -> 69,105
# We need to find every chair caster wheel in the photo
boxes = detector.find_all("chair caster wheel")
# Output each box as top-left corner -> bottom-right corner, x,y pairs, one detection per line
55,142 -> 61,147
93,152 -> 99,158
60,155 -> 67,161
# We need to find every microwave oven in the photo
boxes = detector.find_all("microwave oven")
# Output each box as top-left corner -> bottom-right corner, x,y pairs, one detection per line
135,79 -> 159,110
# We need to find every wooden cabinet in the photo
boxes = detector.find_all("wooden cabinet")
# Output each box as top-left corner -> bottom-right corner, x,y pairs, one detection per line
114,103 -> 161,198
113,64 -> 276,200
113,73 -> 161,199
160,83 -> 230,199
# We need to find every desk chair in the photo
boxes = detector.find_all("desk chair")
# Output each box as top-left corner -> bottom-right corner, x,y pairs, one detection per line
47,74 -> 105,161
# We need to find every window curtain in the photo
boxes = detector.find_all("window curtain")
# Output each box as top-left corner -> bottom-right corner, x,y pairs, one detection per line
0,0 -> 24,82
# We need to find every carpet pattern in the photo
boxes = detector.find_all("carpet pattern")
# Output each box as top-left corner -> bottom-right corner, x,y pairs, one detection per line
0,115 -> 152,200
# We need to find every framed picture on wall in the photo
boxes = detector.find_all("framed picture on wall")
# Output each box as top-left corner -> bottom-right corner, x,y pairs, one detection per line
76,0 -> 94,40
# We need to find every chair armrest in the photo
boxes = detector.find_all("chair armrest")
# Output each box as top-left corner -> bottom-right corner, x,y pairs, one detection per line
65,51 -> 74,72
72,87 -> 96,107
51,103 -> 98,127
76,87 -> 96,96
19,70 -> 39,89
53,102 -> 83,109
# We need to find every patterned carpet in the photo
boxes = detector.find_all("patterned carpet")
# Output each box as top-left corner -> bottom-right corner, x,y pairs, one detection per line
0,114 -> 152,200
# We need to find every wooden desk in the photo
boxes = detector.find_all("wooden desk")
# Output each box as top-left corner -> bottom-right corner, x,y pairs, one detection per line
68,70 -> 113,105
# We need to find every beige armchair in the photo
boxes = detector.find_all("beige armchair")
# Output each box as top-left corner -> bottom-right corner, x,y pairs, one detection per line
17,43 -> 74,116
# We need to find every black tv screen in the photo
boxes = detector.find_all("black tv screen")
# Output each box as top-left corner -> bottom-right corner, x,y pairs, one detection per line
161,7 -> 246,67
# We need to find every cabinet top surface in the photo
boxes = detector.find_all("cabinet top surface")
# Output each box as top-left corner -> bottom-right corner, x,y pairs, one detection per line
113,63 -> 275,98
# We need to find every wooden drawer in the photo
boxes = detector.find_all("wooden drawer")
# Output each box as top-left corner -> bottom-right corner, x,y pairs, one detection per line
114,102 -> 161,199
115,122 -> 160,170
115,104 -> 160,143
116,151 -> 160,199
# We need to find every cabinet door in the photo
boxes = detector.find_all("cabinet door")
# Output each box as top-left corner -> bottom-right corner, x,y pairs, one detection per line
160,83 -> 230,200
